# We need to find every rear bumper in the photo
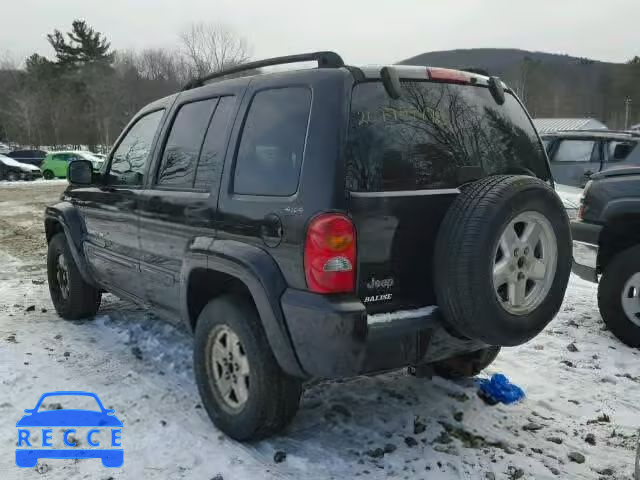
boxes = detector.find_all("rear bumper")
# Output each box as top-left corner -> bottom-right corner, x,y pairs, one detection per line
281,289 -> 485,378
570,220 -> 602,283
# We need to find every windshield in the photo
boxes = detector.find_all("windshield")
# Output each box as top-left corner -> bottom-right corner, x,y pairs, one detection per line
346,81 -> 549,192
35,394 -> 102,412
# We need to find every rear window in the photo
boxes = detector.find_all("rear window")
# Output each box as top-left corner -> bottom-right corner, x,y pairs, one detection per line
346,81 -> 548,191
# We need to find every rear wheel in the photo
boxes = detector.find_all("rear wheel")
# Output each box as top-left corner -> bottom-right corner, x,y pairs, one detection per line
47,233 -> 101,319
434,175 -> 572,346
193,295 -> 302,440
433,346 -> 501,379
42,170 -> 54,180
598,246 -> 640,348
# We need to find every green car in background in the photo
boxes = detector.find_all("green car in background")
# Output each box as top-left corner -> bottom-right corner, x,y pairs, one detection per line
40,151 -> 105,179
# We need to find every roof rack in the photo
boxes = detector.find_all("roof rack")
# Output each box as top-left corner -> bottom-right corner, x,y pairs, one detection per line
182,51 -> 345,91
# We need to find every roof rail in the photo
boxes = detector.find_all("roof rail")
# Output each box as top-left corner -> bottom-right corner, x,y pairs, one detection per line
555,128 -> 640,138
182,51 -> 345,91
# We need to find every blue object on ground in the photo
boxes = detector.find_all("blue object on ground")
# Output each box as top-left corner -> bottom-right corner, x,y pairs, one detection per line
477,373 -> 525,405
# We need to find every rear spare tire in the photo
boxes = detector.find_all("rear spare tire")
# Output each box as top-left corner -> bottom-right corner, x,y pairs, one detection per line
434,175 -> 571,346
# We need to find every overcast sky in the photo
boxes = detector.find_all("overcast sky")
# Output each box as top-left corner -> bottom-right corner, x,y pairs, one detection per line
2,0 -> 638,65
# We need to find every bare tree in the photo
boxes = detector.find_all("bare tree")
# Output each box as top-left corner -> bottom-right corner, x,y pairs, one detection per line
178,22 -> 250,78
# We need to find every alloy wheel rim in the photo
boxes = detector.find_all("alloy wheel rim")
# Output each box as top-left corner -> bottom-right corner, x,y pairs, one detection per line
56,253 -> 70,299
492,211 -> 558,315
209,325 -> 250,411
621,272 -> 640,327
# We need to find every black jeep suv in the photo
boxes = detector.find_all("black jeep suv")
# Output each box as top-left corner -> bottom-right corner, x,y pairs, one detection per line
572,166 -> 640,347
44,52 -> 571,440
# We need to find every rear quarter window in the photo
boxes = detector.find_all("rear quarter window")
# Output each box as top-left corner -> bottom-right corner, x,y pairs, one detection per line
233,87 -> 311,196
346,81 -> 548,191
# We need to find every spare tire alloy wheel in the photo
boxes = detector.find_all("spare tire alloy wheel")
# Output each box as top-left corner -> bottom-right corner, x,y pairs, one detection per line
434,175 -> 572,346
208,325 -> 250,412
621,273 -> 640,327
493,211 -> 558,315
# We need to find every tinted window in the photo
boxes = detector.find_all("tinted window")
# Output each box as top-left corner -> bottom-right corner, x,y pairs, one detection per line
195,96 -> 236,190
606,140 -> 636,162
553,140 -> 596,163
109,110 -> 164,185
346,81 -> 548,191
157,99 -> 218,188
233,88 -> 311,196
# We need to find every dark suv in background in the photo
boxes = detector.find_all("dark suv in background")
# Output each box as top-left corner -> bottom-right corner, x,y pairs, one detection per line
44,52 -> 571,440
542,130 -> 640,187
572,167 -> 640,347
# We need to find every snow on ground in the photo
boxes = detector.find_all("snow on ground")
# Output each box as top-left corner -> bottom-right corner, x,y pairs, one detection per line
0,182 -> 638,479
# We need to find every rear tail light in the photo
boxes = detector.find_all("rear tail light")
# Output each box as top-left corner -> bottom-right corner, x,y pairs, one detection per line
304,213 -> 356,293
427,67 -> 471,84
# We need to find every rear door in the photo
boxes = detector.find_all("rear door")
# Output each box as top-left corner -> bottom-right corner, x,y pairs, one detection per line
345,79 -> 550,313
548,138 -> 601,187
137,86 -> 243,314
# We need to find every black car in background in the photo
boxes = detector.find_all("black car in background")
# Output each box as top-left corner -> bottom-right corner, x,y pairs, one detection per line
542,130 -> 640,188
0,154 -> 42,181
7,149 -> 48,167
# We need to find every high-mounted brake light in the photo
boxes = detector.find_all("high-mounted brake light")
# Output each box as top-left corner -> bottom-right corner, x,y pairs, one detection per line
304,214 -> 356,294
427,67 -> 471,84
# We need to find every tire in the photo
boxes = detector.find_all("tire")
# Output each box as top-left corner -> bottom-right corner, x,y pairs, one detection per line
598,245 -> 640,348
47,233 -> 101,320
193,295 -> 302,441
7,171 -> 19,181
433,346 -> 501,379
42,170 -> 54,180
434,175 -> 571,346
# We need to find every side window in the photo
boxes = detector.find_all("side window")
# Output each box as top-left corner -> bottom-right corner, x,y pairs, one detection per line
157,99 -> 218,188
195,96 -> 237,190
606,140 -> 636,162
552,140 -> 596,163
109,109 -> 164,186
233,87 -> 311,196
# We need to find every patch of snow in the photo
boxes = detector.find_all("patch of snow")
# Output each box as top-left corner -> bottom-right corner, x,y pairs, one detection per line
368,305 -> 438,325
0,178 -> 67,187
0,247 -> 637,479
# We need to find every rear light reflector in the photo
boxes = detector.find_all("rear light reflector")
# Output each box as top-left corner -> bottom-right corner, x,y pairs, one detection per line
427,67 -> 471,84
304,213 -> 356,293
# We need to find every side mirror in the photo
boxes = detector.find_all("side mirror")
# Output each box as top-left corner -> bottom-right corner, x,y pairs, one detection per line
68,159 -> 93,185
23,409 -> 34,414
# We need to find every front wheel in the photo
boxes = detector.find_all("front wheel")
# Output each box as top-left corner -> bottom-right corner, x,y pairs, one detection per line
42,170 -> 54,180
7,171 -> 19,181
47,233 -> 101,319
598,245 -> 640,348
193,295 -> 302,440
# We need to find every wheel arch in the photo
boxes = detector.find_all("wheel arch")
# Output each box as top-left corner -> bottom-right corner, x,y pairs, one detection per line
598,212 -> 640,272
44,203 -> 96,286
181,239 -> 305,378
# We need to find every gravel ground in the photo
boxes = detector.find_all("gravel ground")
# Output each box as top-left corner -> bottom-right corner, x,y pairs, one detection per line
0,181 -> 637,480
